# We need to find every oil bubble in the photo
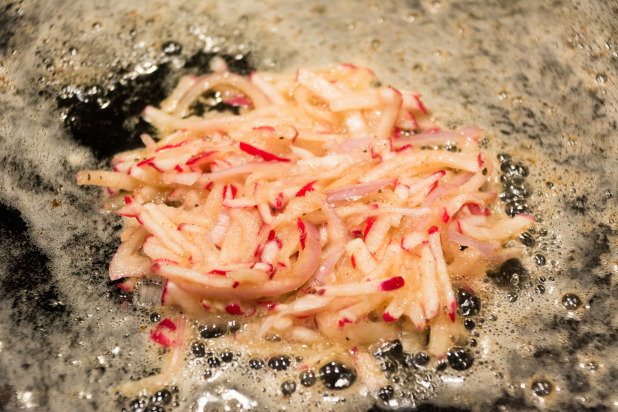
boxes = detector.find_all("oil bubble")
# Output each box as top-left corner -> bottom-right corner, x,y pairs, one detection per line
281,380 -> 296,396
531,379 -> 553,396
268,355 -> 291,371
447,347 -> 474,371
319,361 -> 356,390
299,370 -> 316,387
595,73 -> 607,84
562,294 -> 582,310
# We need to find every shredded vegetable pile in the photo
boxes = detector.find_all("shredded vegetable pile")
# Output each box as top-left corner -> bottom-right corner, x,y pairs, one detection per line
77,61 -> 533,386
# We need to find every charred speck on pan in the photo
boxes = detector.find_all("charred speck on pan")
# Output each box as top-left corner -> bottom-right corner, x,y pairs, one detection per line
566,369 -> 591,394
588,89 -> 607,120
486,104 -> 550,146
491,390 -> 530,411
569,195 -> 588,215
532,346 -> 563,364
0,2 -> 21,54
0,384 -> 14,411
0,154 -> 55,194
567,223 -> 614,278
551,313 -> 618,354
64,231 -> 117,286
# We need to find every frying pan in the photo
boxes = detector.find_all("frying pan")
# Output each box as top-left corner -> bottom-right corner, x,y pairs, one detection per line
0,0 -> 616,410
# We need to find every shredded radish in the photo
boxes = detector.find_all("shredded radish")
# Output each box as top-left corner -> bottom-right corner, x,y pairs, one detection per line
78,62 -> 534,380
325,179 -> 395,203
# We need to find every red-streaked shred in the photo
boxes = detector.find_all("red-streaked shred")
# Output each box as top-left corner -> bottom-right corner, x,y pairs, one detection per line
295,180 -> 317,197
209,269 -> 228,276
297,218 -> 307,250
150,317 -> 178,347
239,142 -> 290,162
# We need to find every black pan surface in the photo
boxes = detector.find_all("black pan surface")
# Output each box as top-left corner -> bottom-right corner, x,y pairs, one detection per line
0,1 -> 616,411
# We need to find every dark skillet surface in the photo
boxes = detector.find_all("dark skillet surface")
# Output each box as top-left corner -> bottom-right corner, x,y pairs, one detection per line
0,0 -> 617,411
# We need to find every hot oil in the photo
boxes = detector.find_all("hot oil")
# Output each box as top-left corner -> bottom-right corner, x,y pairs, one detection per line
0,0 -> 616,411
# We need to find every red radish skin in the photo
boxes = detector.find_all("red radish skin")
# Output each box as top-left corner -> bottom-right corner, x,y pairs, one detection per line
442,208 -> 450,223
155,140 -> 189,152
116,282 -> 132,292
150,318 -> 178,347
186,151 -> 217,165
393,127 -> 403,139
159,318 -> 177,330
396,144 -> 414,152
426,181 -> 438,196
225,97 -> 253,106
152,259 -> 180,266
338,318 -> 353,328
295,181 -> 317,197
363,217 -> 376,242
383,312 -> 397,323
239,142 -> 290,162
267,230 -> 283,248
449,301 -> 457,322
257,301 -> 278,311
209,270 -> 228,276
161,280 -> 169,305
252,125 -> 276,133
407,111 -> 419,130
222,184 -> 238,199
380,276 -> 405,291
297,218 -> 307,250
339,63 -> 358,70
136,157 -> 155,167
150,330 -> 174,347
413,95 -> 428,114
466,202 -> 491,216
226,303 -> 244,316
